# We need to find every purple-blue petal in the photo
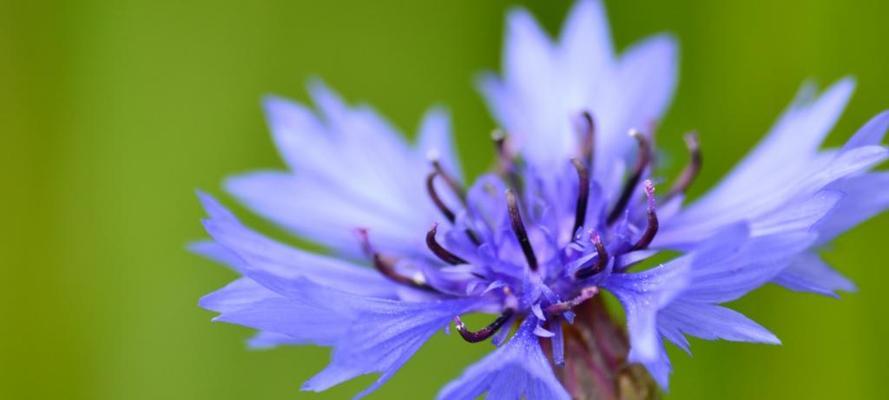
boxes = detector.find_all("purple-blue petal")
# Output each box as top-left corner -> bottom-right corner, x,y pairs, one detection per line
773,252 -> 856,297
437,318 -> 570,400
603,258 -> 690,363
198,193 -> 399,298
302,297 -> 479,399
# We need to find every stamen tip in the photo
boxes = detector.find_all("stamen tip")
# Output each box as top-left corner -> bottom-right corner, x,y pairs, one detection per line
644,180 -> 657,206
684,131 -> 700,147
591,231 -> 602,244
426,148 -> 441,162
582,286 -> 599,297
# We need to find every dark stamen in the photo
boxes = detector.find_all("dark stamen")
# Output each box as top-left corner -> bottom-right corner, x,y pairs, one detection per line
607,130 -> 652,225
492,129 -> 510,173
426,223 -> 468,265
454,309 -> 515,343
426,172 -> 456,223
570,158 -> 590,239
356,229 -> 434,291
665,132 -> 702,200
630,180 -> 659,251
493,129 -> 524,193
505,189 -> 538,272
578,111 -> 596,163
545,287 -> 599,315
575,232 -> 609,279
429,154 -> 466,203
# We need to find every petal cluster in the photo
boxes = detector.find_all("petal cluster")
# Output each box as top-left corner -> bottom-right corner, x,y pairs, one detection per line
194,0 -> 889,398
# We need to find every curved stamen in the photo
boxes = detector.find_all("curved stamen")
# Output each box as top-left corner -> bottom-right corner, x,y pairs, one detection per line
545,287 -> 599,315
426,172 -> 457,223
607,130 -> 652,225
578,111 -> 596,163
454,309 -> 515,343
570,158 -> 590,240
356,228 -> 434,291
427,172 -> 483,246
492,129 -> 510,173
429,154 -> 466,203
493,129 -> 524,193
575,232 -> 609,279
505,189 -> 538,272
630,180 -> 659,251
665,132 -> 702,200
426,223 -> 468,265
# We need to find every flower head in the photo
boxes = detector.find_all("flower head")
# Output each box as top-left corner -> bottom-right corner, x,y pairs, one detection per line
194,1 -> 889,398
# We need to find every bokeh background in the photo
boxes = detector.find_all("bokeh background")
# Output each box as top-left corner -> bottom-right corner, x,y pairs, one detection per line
3,0 -> 889,398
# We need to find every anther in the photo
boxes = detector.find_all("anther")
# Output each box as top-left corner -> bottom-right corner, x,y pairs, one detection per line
427,172 -> 483,246
356,228 -> 434,291
570,158 -> 590,239
607,130 -> 652,225
505,189 -> 538,272
664,132 -> 702,201
630,180 -> 659,251
426,223 -> 468,265
545,287 -> 599,315
426,172 -> 457,223
428,152 -> 466,203
454,309 -> 515,343
492,129 -> 508,165
575,232 -> 609,279
493,129 -> 524,193
492,129 -> 513,175
578,111 -> 596,163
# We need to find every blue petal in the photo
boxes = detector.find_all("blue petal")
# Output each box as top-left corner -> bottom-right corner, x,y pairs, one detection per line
199,276 -> 354,347
559,0 -> 614,76
551,319 -> 565,366
211,295 -> 354,347
199,277 -> 279,314
773,252 -> 856,297
189,240 -> 247,272
706,79 -> 855,201
656,80 -> 873,248
649,301 -> 777,389
637,336 -> 673,389
198,193 -> 399,298
302,295 -> 478,399
841,109 -> 889,150
247,331 -> 302,349
232,83 -> 456,256
417,107 -> 463,182
607,223 -> 813,386
437,318 -> 570,400
591,34 -> 677,188
750,190 -> 842,237
480,0 -> 676,178
658,144 -> 885,248
818,172 -> 889,244
682,224 -> 816,303
603,258 -> 690,363
226,171 -> 427,256
659,300 -> 780,345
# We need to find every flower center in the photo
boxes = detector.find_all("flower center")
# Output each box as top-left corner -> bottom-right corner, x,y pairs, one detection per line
358,112 -> 704,344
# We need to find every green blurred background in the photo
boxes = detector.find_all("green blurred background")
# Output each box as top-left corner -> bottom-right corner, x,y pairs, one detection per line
3,0 -> 889,398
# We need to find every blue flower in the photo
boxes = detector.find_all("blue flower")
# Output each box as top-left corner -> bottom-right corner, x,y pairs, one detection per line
193,0 -> 889,398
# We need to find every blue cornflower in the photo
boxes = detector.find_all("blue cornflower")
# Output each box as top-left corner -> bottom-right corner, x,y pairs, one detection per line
193,1 -> 889,398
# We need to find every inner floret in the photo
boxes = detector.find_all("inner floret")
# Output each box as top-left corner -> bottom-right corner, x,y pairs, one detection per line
356,113 -> 703,344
